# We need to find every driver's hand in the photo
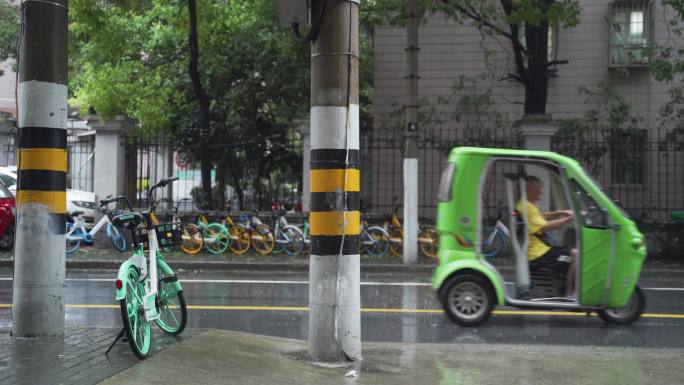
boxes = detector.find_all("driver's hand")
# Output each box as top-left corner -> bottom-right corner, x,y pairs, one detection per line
560,210 -> 573,218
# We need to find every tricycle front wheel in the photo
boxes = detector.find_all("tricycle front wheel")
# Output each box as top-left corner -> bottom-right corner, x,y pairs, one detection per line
440,274 -> 494,327
597,286 -> 645,325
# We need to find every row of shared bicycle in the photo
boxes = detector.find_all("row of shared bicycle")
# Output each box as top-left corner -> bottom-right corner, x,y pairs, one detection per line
64,195 -> 439,258
171,209 -> 439,258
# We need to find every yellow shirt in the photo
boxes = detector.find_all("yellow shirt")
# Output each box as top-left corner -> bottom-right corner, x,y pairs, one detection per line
515,201 -> 551,261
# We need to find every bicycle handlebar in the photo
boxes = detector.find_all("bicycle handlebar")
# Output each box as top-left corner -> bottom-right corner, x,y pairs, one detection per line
148,176 -> 179,211
99,196 -> 134,211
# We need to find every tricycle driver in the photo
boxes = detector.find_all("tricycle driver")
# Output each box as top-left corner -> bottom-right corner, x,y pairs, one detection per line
516,175 -> 577,299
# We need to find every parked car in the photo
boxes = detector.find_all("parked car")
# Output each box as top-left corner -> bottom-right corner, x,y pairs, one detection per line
0,167 -> 98,229
0,181 -> 15,251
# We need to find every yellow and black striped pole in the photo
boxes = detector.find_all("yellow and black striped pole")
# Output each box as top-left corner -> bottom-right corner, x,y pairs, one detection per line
308,0 -> 361,362
12,0 -> 68,337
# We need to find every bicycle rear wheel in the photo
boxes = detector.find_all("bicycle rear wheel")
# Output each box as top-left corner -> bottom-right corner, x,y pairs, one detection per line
251,225 -> 275,255
419,227 -> 439,258
180,224 -> 204,254
119,266 -> 151,359
229,226 -> 251,255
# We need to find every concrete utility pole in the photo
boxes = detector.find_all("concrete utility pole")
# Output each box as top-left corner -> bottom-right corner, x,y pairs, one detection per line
308,0 -> 361,362
403,0 -> 419,264
12,0 -> 68,337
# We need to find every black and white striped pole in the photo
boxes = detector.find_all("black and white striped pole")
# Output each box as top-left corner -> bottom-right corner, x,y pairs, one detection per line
12,0 -> 68,337
308,0 -> 361,362
403,0 -> 419,264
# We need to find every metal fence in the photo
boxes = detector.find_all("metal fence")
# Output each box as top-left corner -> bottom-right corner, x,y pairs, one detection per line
363,124 -> 523,220
2,130 -> 95,192
124,128 -> 304,213
67,133 -> 95,192
552,129 -> 684,224
364,121 -> 684,225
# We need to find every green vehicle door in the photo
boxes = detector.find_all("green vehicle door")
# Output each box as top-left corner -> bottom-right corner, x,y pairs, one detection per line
569,175 -> 646,307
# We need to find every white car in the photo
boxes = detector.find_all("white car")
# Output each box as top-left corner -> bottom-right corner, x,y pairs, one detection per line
0,167 -> 98,229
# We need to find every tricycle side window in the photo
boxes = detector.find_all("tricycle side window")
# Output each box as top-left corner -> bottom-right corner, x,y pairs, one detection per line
438,163 -> 456,203
570,179 -> 608,229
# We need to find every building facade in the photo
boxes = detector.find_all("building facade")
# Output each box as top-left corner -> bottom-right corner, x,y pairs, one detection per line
370,0 -> 682,222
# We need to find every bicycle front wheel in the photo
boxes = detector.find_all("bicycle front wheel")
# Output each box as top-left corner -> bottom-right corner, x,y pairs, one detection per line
119,266 -> 151,359
282,226 -> 305,256
251,225 -> 275,255
364,226 -> 390,257
203,223 -> 230,254
180,224 -> 204,254
107,223 -> 127,252
155,267 -> 187,335
66,223 -> 81,254
482,228 -> 505,258
389,228 -> 403,256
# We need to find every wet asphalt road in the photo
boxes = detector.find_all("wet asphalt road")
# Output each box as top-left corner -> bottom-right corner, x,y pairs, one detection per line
1,269 -> 683,349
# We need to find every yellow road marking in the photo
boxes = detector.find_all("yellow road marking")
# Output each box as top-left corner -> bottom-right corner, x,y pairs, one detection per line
309,211 -> 361,236
0,304 -> 683,319
310,169 -> 360,192
19,148 -> 68,172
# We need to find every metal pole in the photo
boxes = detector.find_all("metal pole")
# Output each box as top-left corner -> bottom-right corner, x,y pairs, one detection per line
12,0 -> 68,337
308,0 -> 361,362
403,0 -> 419,264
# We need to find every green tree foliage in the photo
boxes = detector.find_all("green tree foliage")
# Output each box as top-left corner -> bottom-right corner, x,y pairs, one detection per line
69,0 -> 310,209
649,0 -> 684,149
553,82 -> 643,175
436,0 -> 581,115
0,0 -> 19,75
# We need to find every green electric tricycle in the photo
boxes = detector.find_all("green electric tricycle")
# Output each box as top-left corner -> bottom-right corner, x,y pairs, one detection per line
434,147 -> 647,326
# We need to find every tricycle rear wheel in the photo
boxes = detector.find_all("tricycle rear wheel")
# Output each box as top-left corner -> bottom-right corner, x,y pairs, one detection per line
597,286 -> 645,325
440,274 -> 494,327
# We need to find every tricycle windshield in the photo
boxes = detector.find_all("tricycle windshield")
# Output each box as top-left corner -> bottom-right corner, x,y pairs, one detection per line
575,165 -> 630,219
438,162 -> 456,202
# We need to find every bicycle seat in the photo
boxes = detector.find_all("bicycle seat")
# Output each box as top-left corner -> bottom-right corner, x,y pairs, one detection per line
112,212 -> 144,228
69,211 -> 84,218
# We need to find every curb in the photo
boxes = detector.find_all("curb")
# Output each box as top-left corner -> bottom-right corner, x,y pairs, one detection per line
1,259 -> 681,275
0,259 -> 437,274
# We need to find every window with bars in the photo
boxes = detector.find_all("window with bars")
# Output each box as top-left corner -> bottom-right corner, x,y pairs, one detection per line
609,1 -> 654,67
610,129 -> 647,184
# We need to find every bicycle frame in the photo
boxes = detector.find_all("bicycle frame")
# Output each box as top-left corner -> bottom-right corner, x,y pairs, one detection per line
66,212 -> 112,242
113,181 -> 181,322
196,214 -> 225,246
486,219 -> 510,244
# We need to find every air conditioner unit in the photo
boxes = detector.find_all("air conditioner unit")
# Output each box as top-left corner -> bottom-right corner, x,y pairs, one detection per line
275,0 -> 309,26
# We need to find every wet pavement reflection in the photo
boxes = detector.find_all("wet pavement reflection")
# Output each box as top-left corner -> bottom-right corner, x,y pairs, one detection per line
1,269 -> 683,350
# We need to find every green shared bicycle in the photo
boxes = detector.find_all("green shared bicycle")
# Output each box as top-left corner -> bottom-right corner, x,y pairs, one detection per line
104,177 -> 187,359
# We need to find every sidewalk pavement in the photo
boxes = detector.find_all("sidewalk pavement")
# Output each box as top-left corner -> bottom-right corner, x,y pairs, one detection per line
100,329 -> 683,385
0,326 -> 201,385
1,246 -> 683,275
3,326 -> 680,385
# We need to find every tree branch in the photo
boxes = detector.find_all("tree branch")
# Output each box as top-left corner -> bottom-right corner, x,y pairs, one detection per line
441,0 -> 514,40
499,72 -> 525,83
547,60 -> 569,67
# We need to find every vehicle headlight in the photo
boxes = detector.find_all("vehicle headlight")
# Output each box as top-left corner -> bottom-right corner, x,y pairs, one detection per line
72,201 -> 96,209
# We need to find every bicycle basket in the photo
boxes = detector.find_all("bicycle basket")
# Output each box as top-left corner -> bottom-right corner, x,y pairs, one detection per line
133,223 -> 182,250
154,223 -> 183,247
